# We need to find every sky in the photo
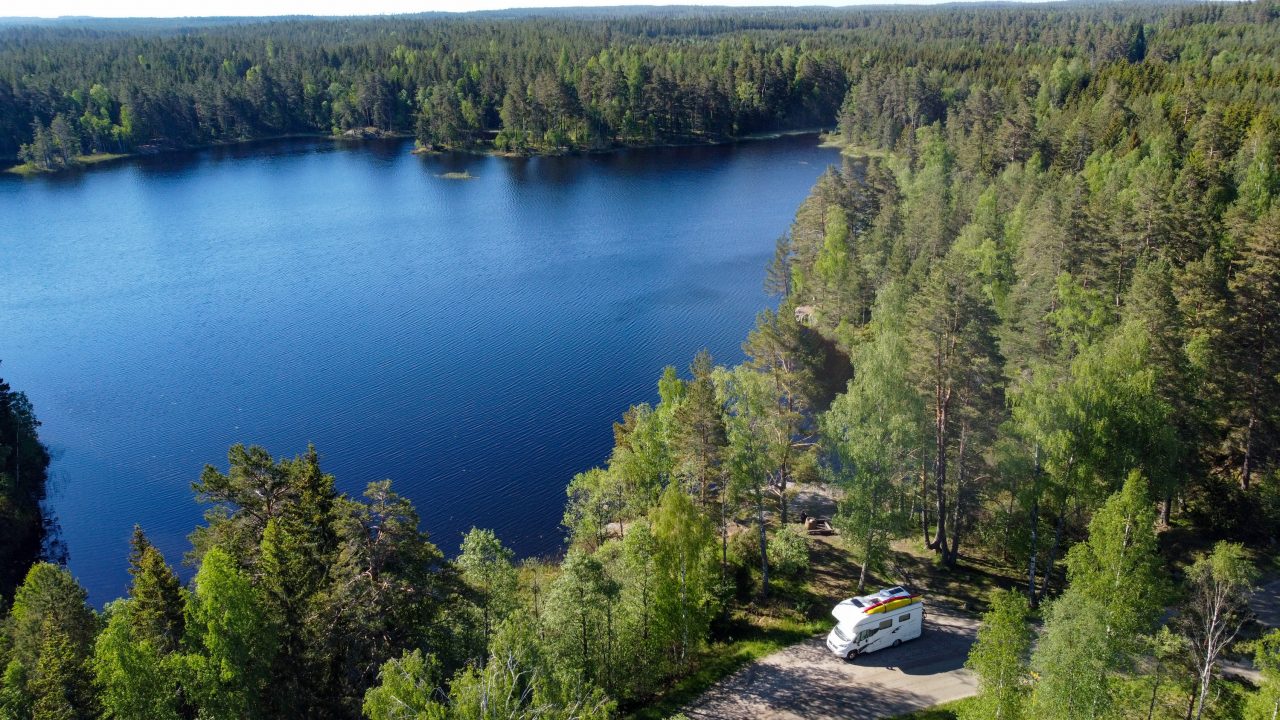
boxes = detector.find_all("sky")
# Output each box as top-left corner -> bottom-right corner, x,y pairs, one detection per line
0,0 -> 978,20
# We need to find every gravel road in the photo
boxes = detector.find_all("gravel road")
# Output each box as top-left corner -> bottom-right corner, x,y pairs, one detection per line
682,606 -> 979,720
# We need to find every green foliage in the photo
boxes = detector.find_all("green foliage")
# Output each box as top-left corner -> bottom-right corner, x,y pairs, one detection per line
1064,471 -> 1168,645
1246,630 -> 1280,720
29,624 -> 94,720
7,3 -> 1280,718
543,549 -> 620,694
457,528 -> 518,663
962,589 -> 1032,720
671,350 -> 727,510
92,601 -> 180,720
1176,542 -> 1259,720
825,283 -> 922,589
362,650 -> 446,720
651,483 -> 719,672
4,564 -> 96,681
125,528 -> 184,655
0,375 -> 52,601
1029,588 -> 1118,720
185,547 -> 278,720
765,527 -> 809,581
0,563 -> 96,720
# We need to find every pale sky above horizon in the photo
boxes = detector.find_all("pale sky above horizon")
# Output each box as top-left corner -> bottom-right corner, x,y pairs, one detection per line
0,0 -> 992,20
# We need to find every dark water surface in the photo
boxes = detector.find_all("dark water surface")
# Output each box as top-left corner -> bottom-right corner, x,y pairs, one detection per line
0,135 -> 838,604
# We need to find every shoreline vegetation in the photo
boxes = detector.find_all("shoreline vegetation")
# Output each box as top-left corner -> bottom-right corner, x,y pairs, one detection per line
5,151 -> 129,175
3,2 -> 1280,719
0,11 -> 851,174
5,125 -> 831,176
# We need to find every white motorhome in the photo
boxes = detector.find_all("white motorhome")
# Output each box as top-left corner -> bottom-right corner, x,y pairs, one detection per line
825,586 -> 924,660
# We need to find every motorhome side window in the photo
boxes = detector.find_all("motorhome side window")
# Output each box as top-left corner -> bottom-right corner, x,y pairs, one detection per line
878,619 -> 892,630
898,613 -> 911,623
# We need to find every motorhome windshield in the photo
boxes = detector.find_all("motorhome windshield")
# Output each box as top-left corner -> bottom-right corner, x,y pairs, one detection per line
833,625 -> 850,641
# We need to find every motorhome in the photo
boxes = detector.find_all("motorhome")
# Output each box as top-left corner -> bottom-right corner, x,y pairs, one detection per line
825,586 -> 924,660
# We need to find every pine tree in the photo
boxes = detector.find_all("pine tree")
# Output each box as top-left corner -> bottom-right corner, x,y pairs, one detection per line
672,350 -> 727,512
29,625 -> 92,720
909,242 -> 1004,564
125,528 -> 184,655
1224,207 -> 1280,489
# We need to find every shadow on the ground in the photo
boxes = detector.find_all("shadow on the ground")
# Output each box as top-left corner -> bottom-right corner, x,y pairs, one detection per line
684,655 -> 945,720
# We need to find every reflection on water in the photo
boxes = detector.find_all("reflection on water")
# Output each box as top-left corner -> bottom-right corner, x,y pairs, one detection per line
0,134 -> 839,604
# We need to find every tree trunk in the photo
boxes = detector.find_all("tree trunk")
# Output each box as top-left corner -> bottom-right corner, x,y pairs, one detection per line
1242,414 -> 1256,491
859,486 -> 878,592
1194,665 -> 1212,720
720,489 -> 728,582
780,459 -> 790,526
930,392 -> 949,553
1027,486 -> 1040,606
758,491 -> 770,599
920,461 -> 931,547
1038,509 -> 1066,603
946,430 -> 967,566
1146,658 -> 1162,720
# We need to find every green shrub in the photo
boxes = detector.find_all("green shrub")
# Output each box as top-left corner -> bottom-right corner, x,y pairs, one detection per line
768,526 -> 810,579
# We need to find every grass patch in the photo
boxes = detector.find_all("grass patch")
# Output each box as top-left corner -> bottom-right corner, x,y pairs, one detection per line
884,538 -> 1027,616
816,134 -> 889,159
77,152 -> 129,166
5,152 -> 131,175
887,697 -> 971,720
622,611 -> 824,720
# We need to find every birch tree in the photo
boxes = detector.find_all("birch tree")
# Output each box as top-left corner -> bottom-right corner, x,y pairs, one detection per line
1176,542 -> 1257,720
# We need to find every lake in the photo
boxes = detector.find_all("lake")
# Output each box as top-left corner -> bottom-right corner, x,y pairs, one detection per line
0,134 -> 838,604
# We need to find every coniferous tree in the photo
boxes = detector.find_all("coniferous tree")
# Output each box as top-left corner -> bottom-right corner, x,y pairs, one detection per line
1224,207 -> 1280,490
124,528 -> 184,655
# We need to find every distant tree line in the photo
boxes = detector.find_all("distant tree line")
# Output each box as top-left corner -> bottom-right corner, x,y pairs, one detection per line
0,3 -> 1237,165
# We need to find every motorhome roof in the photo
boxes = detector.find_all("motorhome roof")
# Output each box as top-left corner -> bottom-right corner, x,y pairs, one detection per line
832,586 -> 919,625
849,586 -> 908,607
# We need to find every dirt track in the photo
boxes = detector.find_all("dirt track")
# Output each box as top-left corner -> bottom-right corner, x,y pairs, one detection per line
682,607 -> 978,720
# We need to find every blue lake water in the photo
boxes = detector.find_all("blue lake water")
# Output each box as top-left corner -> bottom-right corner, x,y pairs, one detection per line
0,134 -> 838,604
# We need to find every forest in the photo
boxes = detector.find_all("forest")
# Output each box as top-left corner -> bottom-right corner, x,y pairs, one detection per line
0,3 -> 1232,166
3,1 -> 1280,719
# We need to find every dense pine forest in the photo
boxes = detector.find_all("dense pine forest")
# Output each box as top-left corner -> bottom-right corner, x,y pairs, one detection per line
3,1 -> 1280,719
